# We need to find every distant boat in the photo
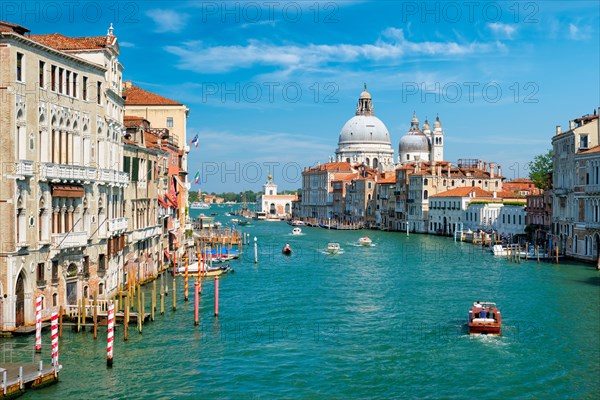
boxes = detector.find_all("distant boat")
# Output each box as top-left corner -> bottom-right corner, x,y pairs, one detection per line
327,242 -> 341,254
468,301 -> 501,335
358,237 -> 372,246
292,227 -> 302,235
282,244 -> 292,255
289,220 -> 306,226
190,202 -> 210,209
491,244 -> 524,256
177,262 -> 233,277
254,212 -> 267,220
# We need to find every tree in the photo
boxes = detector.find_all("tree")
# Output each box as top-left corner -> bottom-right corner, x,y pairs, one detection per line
529,150 -> 553,190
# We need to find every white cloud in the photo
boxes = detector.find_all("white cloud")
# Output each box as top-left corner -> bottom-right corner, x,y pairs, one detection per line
164,27 -> 502,74
569,23 -> 592,40
146,9 -> 188,33
119,41 -> 135,48
488,23 -> 517,39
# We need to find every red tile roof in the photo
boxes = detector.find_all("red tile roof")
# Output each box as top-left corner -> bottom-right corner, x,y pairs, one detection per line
123,83 -> 182,106
30,33 -> 115,50
581,145 -> 600,154
123,115 -> 148,128
305,162 -> 353,172
0,21 -> 30,34
431,187 -> 494,198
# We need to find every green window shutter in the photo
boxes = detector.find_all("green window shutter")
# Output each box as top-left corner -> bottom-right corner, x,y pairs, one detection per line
132,158 -> 139,182
123,156 -> 131,174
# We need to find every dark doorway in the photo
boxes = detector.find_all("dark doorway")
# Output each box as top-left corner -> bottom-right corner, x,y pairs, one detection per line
15,272 -> 25,326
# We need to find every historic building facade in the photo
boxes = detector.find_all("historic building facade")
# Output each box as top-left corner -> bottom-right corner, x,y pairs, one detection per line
0,22 -> 127,330
551,109 -> 600,261
256,175 -> 297,218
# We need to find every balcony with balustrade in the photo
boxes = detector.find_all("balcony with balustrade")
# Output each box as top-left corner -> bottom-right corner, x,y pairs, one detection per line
39,163 -> 97,183
52,231 -> 88,249
15,160 -> 34,177
132,225 -> 162,242
108,217 -> 128,234
99,169 -> 129,186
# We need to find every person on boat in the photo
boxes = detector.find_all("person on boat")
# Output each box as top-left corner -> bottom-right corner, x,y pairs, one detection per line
474,301 -> 483,308
479,309 -> 487,319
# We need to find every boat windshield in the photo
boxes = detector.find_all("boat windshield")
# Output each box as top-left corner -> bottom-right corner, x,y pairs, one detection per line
474,302 -> 497,308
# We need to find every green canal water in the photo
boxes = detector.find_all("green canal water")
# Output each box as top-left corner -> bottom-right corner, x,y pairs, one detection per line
6,210 -> 600,399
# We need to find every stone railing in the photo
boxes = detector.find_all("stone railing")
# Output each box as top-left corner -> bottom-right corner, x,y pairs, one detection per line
52,231 -> 88,249
108,217 -> 128,233
132,225 -> 161,242
40,163 -> 97,182
15,160 -> 34,177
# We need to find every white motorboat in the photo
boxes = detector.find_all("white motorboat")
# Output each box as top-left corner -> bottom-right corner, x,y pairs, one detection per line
292,227 -> 302,235
327,242 -> 341,254
190,202 -> 210,209
358,237 -> 372,246
491,244 -> 524,256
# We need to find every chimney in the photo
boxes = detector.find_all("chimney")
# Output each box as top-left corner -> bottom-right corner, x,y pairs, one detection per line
498,165 -> 502,177
447,163 -> 451,178
483,161 -> 487,171
431,161 -> 437,176
490,162 -> 496,178
493,191 -> 497,198
437,164 -> 442,177
569,120 -> 575,130
555,125 -> 562,135
124,80 -> 132,89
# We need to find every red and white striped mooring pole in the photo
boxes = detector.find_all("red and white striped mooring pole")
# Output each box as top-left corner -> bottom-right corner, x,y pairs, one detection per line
107,303 -> 114,368
35,296 -> 42,353
51,312 -> 59,376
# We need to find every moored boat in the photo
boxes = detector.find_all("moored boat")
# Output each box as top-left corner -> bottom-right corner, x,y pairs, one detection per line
358,237 -> 372,246
176,262 -> 233,277
491,244 -> 524,256
468,301 -> 501,335
290,220 -> 306,226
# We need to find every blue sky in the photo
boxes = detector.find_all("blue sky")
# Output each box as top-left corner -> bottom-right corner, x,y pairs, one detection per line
6,1 -> 599,192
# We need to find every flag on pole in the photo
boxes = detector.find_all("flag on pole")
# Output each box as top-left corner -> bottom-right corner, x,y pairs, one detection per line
189,133 -> 199,148
194,171 -> 200,184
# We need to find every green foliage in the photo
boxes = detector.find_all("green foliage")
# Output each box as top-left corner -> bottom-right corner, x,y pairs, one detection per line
528,150 -> 553,190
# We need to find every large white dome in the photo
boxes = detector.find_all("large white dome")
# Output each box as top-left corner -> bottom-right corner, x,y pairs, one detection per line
338,115 -> 391,145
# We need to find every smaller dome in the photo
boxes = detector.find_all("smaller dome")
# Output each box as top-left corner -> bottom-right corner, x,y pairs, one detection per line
359,83 -> 371,99
423,119 -> 431,132
411,111 -> 419,125
434,115 -> 442,130
400,131 -> 430,153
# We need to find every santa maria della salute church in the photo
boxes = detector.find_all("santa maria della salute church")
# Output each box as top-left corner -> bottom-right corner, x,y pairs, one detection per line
334,84 -> 445,170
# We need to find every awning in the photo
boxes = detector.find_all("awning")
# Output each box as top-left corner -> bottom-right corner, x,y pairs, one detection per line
51,184 -> 84,198
164,250 -> 171,259
158,195 -> 169,209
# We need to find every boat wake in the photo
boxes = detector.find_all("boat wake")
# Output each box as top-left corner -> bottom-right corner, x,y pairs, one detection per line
318,249 -> 345,255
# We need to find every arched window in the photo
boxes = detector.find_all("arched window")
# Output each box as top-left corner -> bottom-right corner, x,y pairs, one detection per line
424,178 -> 428,185
424,190 -> 428,200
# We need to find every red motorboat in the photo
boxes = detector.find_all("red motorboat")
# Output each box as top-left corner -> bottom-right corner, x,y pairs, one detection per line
282,244 -> 292,256
468,301 -> 501,335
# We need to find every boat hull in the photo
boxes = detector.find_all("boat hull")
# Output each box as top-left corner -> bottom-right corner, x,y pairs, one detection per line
469,323 -> 501,335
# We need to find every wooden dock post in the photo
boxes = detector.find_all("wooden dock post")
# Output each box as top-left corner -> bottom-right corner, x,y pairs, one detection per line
536,245 -> 540,264
124,296 -> 129,341
137,286 -> 142,334
107,303 -> 114,368
172,278 -> 177,311
555,245 -> 559,264
93,293 -> 98,340
35,296 -> 42,353
214,277 -> 219,317
160,279 -> 165,315
82,296 -> 87,330
184,256 -> 189,301
77,300 -> 81,333
194,282 -> 199,326
58,306 -> 63,338
141,292 -> 145,330
254,236 -> 258,264
151,280 -> 156,322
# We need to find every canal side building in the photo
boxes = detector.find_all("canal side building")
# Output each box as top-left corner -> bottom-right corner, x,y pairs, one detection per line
551,109 -> 600,261
122,82 -> 191,264
0,21 -> 128,330
255,175 -> 297,219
